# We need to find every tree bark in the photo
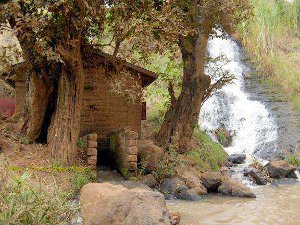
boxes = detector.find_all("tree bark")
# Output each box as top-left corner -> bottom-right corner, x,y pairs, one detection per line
47,49 -> 84,164
156,30 -> 211,153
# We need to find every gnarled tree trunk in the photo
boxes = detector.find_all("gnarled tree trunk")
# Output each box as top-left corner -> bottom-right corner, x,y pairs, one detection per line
156,30 -> 211,153
47,49 -> 84,164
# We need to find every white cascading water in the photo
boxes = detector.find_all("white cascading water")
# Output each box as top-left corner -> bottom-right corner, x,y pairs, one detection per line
200,36 -> 278,182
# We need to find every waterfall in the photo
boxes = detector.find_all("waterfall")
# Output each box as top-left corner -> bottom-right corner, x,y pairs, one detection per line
200,36 -> 278,176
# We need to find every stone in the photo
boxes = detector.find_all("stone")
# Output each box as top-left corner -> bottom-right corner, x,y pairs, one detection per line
266,160 -> 296,179
141,174 -> 158,188
244,167 -> 268,185
128,154 -> 137,162
128,146 -> 138,155
87,133 -> 98,141
179,171 -> 203,189
129,162 -> 137,170
88,140 -> 98,148
200,172 -> 222,191
219,166 -> 231,177
128,139 -> 137,147
80,183 -> 171,225
87,156 -> 97,165
177,187 -> 207,201
228,154 -> 246,164
137,140 -> 165,172
169,211 -> 181,225
87,148 -> 97,156
218,178 -> 256,198
160,177 -> 188,195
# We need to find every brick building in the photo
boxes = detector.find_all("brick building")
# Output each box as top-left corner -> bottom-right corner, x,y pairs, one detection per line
15,51 -> 157,167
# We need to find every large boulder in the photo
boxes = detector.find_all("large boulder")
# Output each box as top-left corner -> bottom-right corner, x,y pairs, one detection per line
178,170 -> 203,189
266,160 -> 296,179
200,172 -> 222,191
137,140 -> 165,172
228,154 -> 246,164
244,167 -> 268,185
80,183 -> 171,225
218,178 -> 256,198
160,177 -> 188,195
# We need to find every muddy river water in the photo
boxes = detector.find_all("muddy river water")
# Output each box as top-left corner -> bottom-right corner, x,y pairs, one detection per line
167,184 -> 300,225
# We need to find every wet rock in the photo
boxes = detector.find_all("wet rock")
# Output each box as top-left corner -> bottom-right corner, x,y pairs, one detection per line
169,211 -> 181,225
137,140 -> 165,172
271,178 -> 299,186
200,172 -> 222,191
160,177 -> 188,195
141,174 -> 158,188
218,178 -> 256,198
177,186 -> 207,201
80,183 -> 171,225
266,160 -> 296,179
165,194 -> 177,200
228,154 -> 246,164
244,168 -> 268,185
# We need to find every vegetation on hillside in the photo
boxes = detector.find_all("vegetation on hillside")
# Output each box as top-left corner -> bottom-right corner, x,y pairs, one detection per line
239,0 -> 300,120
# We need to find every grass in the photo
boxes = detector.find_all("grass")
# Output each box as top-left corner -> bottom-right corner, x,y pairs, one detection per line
0,161 -> 96,224
239,0 -> 300,121
186,129 -> 228,171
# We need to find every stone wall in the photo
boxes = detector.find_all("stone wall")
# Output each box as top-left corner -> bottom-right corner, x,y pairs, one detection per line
110,128 -> 138,177
86,133 -> 98,167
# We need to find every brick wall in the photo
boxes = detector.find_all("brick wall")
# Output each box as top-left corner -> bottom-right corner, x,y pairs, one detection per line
80,67 -> 142,142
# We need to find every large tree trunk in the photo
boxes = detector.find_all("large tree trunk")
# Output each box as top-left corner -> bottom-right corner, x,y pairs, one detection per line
47,49 -> 84,164
156,31 -> 211,153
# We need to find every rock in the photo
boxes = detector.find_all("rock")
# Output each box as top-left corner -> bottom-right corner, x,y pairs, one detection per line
165,194 -> 177,200
178,171 -> 203,189
271,178 -> 299,186
160,177 -> 188,195
169,211 -> 181,225
120,181 -> 152,191
244,167 -> 268,185
80,183 -> 171,225
266,160 -> 296,179
228,154 -> 246,164
218,178 -> 256,198
141,174 -> 158,188
219,166 -> 231,177
137,140 -> 165,172
177,186 -> 207,201
200,172 -> 222,191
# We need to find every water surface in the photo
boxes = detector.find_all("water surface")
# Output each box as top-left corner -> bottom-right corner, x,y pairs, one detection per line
167,184 -> 300,225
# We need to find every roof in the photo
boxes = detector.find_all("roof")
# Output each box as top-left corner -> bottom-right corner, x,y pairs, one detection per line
83,50 -> 158,87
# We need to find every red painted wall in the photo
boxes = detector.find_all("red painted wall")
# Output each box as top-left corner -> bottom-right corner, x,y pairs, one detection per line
0,98 -> 15,117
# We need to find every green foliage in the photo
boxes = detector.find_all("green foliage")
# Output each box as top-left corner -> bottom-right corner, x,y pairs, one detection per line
77,137 -> 87,149
214,127 -> 233,147
186,129 -> 228,171
71,171 -> 94,195
0,172 -> 77,225
239,0 -> 300,121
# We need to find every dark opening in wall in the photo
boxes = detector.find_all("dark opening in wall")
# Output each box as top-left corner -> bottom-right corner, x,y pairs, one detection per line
96,139 -> 117,169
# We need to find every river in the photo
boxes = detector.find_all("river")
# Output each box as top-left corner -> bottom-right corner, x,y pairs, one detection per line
167,183 -> 300,225
167,34 -> 300,224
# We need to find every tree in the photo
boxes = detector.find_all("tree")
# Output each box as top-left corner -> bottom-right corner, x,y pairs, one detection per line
155,0 -> 252,153
0,0 -> 183,164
